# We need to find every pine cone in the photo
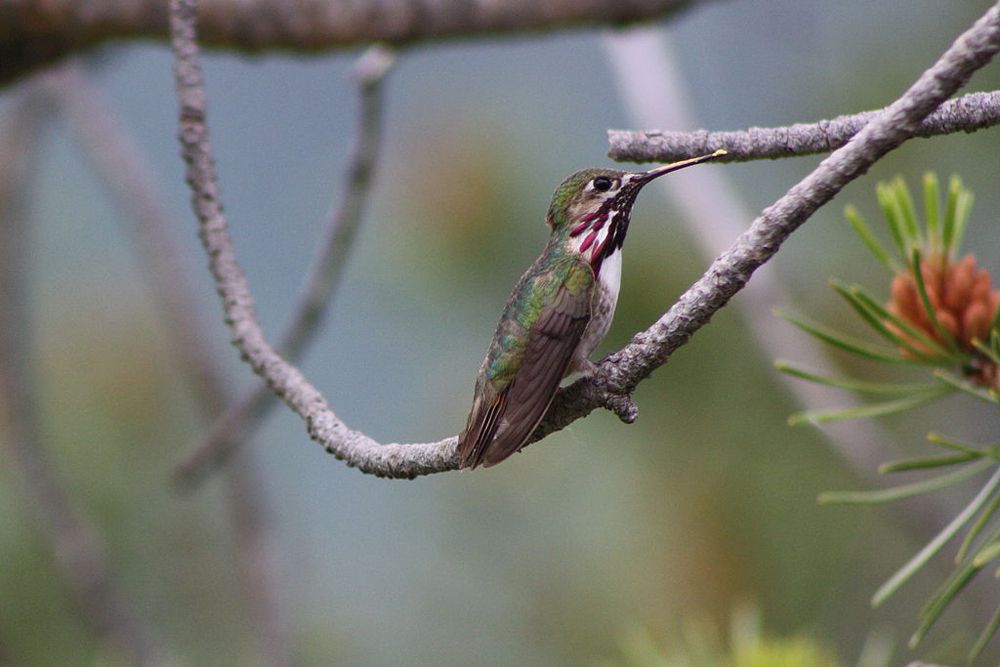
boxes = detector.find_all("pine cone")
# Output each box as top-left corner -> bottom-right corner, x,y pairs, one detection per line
887,253 -> 1000,363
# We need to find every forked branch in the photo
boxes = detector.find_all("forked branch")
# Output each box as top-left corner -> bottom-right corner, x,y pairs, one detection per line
174,46 -> 393,487
48,64 -> 290,663
0,88 -> 158,664
608,90 -> 1000,163
170,0 -> 1000,478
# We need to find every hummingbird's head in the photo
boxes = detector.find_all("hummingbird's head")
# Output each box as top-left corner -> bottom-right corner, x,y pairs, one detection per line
546,150 -> 727,271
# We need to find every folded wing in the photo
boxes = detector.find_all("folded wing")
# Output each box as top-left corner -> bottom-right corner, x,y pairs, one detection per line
458,281 -> 590,468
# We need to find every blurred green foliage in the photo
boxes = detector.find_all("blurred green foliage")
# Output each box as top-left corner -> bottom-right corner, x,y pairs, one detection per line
614,606 -> 845,667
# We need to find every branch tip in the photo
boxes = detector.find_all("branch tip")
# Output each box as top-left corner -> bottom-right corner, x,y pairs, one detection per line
608,90 -> 1000,164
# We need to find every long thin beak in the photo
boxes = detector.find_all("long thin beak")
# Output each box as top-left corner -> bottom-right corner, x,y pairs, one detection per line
637,149 -> 728,183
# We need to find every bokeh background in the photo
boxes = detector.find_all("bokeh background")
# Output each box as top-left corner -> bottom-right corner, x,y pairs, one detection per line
2,1 -> 999,664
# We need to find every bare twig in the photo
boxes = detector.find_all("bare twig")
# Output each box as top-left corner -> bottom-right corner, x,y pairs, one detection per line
602,28 -> 902,483
174,46 -> 394,487
47,65 -> 291,665
170,0 -> 1000,478
602,26 -> 1000,624
0,87 -> 158,664
1,0 -> 708,88
221,461 -> 288,667
608,90 -> 1000,163
48,66 -> 223,413
547,2 -> 1000,432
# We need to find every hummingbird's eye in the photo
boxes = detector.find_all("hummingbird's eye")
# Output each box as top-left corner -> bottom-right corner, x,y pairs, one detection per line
592,176 -> 613,192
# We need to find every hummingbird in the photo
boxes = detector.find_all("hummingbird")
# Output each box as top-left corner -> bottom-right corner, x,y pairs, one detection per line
457,149 -> 726,469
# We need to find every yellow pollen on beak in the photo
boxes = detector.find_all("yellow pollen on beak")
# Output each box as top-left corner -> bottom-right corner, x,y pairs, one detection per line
645,149 -> 728,179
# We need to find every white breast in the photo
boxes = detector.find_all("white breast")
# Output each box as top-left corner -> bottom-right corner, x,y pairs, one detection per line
571,248 -> 622,372
598,248 -> 622,309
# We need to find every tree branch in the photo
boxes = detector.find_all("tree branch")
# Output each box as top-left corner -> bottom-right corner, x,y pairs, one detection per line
562,4 -> 1000,411
46,64 -> 291,665
170,0 -> 1000,479
1,0 -> 708,88
602,27 -> 1000,625
174,46 -> 393,487
0,86 -> 158,664
608,90 -> 1000,163
49,67 -> 225,417
602,27 -> 911,482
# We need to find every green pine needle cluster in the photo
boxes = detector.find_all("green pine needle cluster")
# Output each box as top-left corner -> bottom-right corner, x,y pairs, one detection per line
775,173 -> 1000,664
614,606 -> 846,667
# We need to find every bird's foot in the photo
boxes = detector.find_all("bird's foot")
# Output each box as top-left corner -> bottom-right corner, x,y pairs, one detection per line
574,358 -> 601,377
